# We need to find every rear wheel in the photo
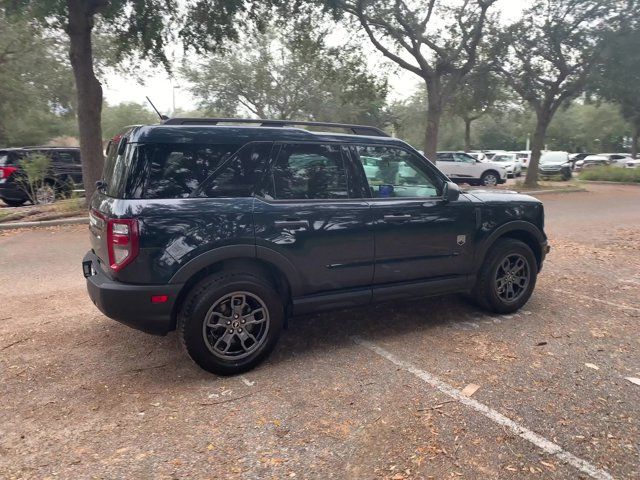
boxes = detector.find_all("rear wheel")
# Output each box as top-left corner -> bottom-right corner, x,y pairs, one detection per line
178,271 -> 284,375
35,183 -> 56,204
481,171 -> 499,187
473,238 -> 537,313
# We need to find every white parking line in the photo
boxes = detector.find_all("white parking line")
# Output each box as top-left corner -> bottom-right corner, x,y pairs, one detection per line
553,288 -> 640,313
352,336 -> 613,480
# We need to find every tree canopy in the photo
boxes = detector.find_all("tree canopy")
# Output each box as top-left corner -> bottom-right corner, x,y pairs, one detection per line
183,22 -> 388,126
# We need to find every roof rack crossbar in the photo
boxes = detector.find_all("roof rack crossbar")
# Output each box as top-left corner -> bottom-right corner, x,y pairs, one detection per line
162,117 -> 390,137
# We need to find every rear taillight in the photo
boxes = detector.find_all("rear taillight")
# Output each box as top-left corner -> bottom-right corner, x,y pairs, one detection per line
106,218 -> 139,271
0,166 -> 18,179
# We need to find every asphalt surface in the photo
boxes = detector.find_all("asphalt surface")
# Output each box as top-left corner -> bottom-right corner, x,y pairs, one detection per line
1,183 -> 639,479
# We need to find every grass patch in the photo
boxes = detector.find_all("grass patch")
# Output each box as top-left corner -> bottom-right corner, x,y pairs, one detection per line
579,166 -> 640,183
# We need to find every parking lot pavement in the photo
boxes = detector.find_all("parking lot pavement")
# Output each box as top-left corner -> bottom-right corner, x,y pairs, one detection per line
1,183 -> 639,479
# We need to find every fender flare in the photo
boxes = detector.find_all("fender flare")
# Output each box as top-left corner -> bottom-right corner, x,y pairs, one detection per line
474,221 -> 545,270
169,244 -> 303,296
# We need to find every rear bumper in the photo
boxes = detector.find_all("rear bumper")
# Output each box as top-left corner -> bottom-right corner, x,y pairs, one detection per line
83,251 -> 183,335
0,182 -> 28,202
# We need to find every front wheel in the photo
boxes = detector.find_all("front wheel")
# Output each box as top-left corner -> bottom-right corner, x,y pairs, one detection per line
481,171 -> 499,187
178,271 -> 284,375
472,238 -> 537,313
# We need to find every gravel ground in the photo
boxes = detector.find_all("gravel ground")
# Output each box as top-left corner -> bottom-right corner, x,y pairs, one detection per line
1,183 -> 639,479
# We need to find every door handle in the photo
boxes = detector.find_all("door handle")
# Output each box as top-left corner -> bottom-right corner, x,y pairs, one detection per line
383,214 -> 412,223
274,219 -> 309,229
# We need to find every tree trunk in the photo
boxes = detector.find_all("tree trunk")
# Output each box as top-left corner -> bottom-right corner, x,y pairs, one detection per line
632,124 -> 639,159
423,85 -> 442,162
67,1 -> 104,205
524,114 -> 550,188
464,118 -> 472,152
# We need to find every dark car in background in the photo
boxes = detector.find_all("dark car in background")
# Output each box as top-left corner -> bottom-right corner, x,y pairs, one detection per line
538,151 -> 572,180
0,147 -> 82,206
83,118 -> 549,375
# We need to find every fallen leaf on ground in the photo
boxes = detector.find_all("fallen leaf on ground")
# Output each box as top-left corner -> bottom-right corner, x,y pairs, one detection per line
624,377 -> 640,386
461,384 -> 480,397
585,363 -> 599,370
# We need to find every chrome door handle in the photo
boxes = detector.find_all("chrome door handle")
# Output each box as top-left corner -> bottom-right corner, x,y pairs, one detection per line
383,214 -> 412,223
274,220 -> 309,229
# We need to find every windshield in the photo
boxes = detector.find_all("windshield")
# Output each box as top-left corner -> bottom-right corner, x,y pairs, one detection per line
540,152 -> 568,163
492,155 -> 514,162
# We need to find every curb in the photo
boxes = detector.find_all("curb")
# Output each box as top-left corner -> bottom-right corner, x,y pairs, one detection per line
514,187 -> 586,195
579,180 -> 640,186
0,216 -> 88,230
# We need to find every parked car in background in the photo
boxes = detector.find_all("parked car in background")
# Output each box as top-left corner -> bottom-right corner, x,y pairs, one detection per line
600,153 -> 633,167
490,153 -> 523,178
0,147 -> 82,206
484,150 -> 507,160
516,151 -> 531,168
436,151 -> 507,186
624,158 -> 640,168
538,151 -> 572,181
568,153 -> 591,169
574,153 -> 630,171
468,151 -> 488,162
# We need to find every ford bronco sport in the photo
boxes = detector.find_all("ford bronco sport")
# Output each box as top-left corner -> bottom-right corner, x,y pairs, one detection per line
83,119 -> 549,375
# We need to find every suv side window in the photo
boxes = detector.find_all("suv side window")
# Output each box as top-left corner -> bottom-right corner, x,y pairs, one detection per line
266,144 -> 349,200
197,142 -> 272,198
355,145 -> 442,198
55,151 -> 78,164
136,143 -> 240,199
437,152 -> 454,161
452,153 -> 476,163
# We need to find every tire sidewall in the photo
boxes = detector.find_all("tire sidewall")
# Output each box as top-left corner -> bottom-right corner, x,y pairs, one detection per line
484,240 -> 537,313
181,275 -> 284,375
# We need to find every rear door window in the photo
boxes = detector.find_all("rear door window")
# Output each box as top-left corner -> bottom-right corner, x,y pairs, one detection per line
265,144 -> 349,200
135,144 -> 241,199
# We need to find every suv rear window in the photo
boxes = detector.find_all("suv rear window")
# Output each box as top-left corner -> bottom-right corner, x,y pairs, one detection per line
134,143 -> 241,199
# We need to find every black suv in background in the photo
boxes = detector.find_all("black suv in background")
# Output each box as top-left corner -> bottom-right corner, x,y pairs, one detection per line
83,119 -> 549,375
0,147 -> 82,206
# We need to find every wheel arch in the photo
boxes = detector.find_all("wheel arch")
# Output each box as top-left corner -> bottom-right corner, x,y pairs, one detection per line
476,221 -> 545,273
168,246 -> 300,331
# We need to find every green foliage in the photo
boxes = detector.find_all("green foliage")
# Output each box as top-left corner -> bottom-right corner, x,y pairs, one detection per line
183,23 -> 388,126
16,153 -> 51,203
101,102 -> 158,140
580,166 -> 640,183
0,12 -> 76,146
592,1 -> 640,155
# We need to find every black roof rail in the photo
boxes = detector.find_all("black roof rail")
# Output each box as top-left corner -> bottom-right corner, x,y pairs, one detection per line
162,117 -> 390,137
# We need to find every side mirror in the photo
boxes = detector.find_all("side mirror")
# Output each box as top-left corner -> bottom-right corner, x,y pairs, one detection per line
442,181 -> 460,203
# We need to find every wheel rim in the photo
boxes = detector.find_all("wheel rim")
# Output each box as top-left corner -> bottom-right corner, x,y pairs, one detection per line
36,185 -> 55,204
494,254 -> 530,303
483,174 -> 498,186
202,291 -> 270,360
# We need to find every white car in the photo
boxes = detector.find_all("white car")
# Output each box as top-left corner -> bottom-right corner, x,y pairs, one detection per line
491,153 -> 523,178
575,153 -> 631,171
625,158 -> 640,169
435,151 -> 507,186
516,151 -> 532,168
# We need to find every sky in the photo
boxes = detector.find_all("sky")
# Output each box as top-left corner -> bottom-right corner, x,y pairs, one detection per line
102,0 -> 528,115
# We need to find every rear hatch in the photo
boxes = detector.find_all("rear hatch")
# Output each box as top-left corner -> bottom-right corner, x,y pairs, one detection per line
89,127 -> 138,271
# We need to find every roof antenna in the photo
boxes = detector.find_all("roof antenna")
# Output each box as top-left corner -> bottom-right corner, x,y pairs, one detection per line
146,96 -> 169,122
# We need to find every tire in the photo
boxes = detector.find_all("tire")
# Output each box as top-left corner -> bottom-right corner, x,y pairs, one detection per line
35,182 -> 56,204
1,198 -> 26,207
178,271 -> 284,375
481,171 -> 499,187
561,170 -> 571,181
472,238 -> 537,314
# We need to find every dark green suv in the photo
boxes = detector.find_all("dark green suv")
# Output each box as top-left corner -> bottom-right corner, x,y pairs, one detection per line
83,119 -> 549,375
